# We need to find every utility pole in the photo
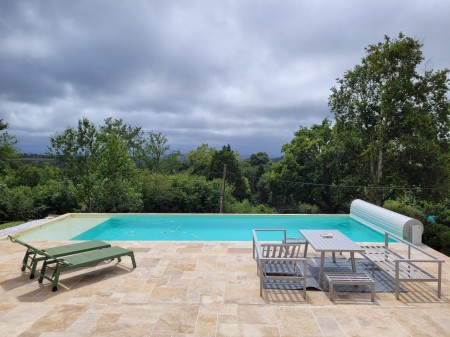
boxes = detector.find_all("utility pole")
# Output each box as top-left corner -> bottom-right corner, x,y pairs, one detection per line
219,164 -> 227,213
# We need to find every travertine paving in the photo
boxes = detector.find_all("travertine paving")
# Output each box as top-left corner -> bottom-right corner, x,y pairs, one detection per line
0,239 -> 449,336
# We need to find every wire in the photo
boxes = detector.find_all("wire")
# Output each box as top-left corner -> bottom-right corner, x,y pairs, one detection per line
224,170 -> 448,192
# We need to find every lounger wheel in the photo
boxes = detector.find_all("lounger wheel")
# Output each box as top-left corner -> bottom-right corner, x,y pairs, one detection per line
52,286 -> 57,292
30,274 -> 35,279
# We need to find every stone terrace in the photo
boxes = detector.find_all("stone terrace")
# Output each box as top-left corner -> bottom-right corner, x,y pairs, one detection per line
0,239 -> 449,337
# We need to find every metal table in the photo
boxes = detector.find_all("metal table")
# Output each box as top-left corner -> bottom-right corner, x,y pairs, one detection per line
299,230 -> 365,286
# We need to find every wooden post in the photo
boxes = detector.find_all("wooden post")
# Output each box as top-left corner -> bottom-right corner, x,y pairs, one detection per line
219,164 -> 227,213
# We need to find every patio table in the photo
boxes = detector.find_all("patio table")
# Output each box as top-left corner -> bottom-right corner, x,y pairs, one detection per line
299,230 -> 365,287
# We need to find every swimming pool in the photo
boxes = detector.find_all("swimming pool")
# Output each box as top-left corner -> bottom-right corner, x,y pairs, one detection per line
18,214 -> 387,242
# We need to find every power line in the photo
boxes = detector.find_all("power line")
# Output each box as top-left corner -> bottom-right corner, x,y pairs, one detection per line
226,169 -> 447,192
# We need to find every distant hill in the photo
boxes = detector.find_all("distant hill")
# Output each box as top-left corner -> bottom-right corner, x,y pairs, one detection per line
18,153 -> 58,166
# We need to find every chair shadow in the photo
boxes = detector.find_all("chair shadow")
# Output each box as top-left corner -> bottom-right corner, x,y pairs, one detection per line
13,261 -> 135,302
262,288 -> 314,304
395,282 -> 448,304
0,273 -> 35,291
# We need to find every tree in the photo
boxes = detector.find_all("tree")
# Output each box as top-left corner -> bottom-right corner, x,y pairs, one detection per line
160,150 -> 183,174
99,117 -> 144,160
0,119 -> 18,174
329,33 -> 450,205
186,144 -> 215,176
269,119 -> 340,212
49,118 -> 100,211
139,131 -> 170,171
241,152 -> 271,203
249,152 -> 270,167
209,145 -> 249,201
92,133 -> 142,212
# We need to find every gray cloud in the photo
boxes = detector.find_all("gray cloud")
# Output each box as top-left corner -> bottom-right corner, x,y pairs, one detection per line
1,0 -> 449,157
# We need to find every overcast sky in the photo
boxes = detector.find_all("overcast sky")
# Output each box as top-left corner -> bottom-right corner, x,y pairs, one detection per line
1,0 -> 449,157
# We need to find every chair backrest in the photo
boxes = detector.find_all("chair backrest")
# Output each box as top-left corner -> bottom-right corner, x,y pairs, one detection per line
260,243 -> 303,258
8,235 -> 54,259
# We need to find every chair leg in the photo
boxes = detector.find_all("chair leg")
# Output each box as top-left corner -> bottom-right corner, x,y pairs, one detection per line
329,282 -> 334,300
38,261 -> 48,283
129,253 -> 137,268
30,258 -> 42,279
21,250 -> 31,271
52,270 -> 61,292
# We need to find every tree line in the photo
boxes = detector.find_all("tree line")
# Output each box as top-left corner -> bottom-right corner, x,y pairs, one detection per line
1,33 -> 449,254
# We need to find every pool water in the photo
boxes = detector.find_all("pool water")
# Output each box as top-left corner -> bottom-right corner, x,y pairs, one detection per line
68,215 -> 386,242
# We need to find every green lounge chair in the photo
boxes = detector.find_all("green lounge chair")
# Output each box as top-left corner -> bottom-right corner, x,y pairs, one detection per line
8,235 -> 111,279
38,246 -> 137,291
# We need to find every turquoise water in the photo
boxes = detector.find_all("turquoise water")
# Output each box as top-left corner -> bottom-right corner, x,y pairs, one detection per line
72,215 -> 386,242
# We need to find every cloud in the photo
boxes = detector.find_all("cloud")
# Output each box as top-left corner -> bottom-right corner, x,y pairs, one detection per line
1,0 -> 449,156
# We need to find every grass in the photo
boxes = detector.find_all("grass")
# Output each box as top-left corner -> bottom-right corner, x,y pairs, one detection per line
0,221 -> 25,231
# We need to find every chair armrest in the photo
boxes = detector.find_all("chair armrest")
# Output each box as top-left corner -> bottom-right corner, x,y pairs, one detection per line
395,259 -> 444,264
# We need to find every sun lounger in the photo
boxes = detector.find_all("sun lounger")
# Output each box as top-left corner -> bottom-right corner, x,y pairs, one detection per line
8,235 -> 111,279
38,246 -> 136,291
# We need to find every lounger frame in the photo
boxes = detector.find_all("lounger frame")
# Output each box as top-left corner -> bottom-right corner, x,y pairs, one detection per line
8,236 -> 111,279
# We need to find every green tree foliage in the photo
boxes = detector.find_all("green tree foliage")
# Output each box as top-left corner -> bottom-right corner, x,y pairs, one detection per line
92,132 -> 143,212
159,150 -> 183,174
384,198 -> 450,256
34,179 -> 79,215
329,33 -> 450,205
241,152 -> 272,204
209,145 -> 250,201
0,185 -> 35,221
13,164 -> 42,187
49,117 -> 99,211
140,171 -> 233,212
139,131 -> 171,171
269,119 -> 342,212
0,119 -> 18,174
186,144 -> 215,176
227,199 -> 276,214
99,117 -> 144,160
50,117 -> 144,212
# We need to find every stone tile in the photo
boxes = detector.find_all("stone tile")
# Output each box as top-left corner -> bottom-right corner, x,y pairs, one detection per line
150,286 -> 189,303
315,316 -> 345,336
68,313 -> 102,333
194,313 -> 217,334
0,303 -> 52,322
237,304 -> 278,324
0,321 -> 34,337
217,323 -> 280,337
153,304 -> 200,334
27,305 -> 88,333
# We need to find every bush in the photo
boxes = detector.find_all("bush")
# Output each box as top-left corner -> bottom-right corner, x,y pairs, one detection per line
0,186 -> 36,221
227,199 -> 276,214
383,199 -> 426,223
34,179 -> 80,216
140,172 -> 234,213
421,200 -> 450,227
298,202 -> 320,214
423,221 -> 450,256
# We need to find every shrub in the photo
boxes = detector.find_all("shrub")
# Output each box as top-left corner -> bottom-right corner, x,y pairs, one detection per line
383,199 -> 426,223
298,202 -> 320,214
227,200 -> 276,214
